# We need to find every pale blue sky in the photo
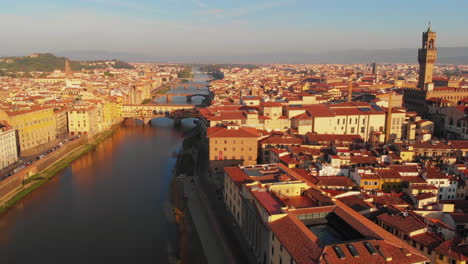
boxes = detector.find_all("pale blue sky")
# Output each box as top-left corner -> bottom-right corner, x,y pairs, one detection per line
2,0 -> 467,57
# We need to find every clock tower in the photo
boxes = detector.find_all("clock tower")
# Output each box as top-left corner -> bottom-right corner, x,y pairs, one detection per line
417,22 -> 437,90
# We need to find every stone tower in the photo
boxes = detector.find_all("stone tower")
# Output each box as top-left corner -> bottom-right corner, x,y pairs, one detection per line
417,22 -> 437,89
65,58 -> 72,77
347,73 -> 355,102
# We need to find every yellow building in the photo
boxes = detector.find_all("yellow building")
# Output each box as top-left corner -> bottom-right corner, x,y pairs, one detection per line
387,108 -> 407,140
67,106 -> 99,135
0,106 -> 57,153
207,125 -> 259,174
0,121 -> 18,170
352,167 -> 383,191
375,168 -> 403,192
287,102 -> 386,140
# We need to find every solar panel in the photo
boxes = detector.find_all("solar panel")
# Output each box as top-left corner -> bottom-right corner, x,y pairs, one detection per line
346,244 -> 360,257
333,246 -> 346,259
358,107 -> 371,112
363,242 -> 377,255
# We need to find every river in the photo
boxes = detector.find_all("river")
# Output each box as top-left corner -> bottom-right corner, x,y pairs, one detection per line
0,70 -> 210,264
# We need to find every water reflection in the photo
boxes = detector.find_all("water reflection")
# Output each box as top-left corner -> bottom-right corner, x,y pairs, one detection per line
0,125 -> 183,264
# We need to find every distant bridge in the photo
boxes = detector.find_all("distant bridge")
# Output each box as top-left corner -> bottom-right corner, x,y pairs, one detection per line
121,104 -> 199,124
152,93 -> 211,103
169,83 -> 208,89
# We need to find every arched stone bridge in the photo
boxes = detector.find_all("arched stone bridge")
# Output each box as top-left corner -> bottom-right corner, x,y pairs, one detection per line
152,93 -> 210,103
169,83 -> 208,89
121,104 -> 199,124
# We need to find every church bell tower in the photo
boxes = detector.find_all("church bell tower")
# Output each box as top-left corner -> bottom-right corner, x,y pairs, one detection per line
418,22 -> 437,90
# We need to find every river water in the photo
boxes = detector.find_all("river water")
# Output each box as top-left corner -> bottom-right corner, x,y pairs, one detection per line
0,70 -> 209,264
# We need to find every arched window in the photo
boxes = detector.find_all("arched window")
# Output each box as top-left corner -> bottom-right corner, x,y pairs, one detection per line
428,39 -> 434,49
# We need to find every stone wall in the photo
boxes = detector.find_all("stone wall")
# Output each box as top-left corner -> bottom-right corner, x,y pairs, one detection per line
0,136 -> 89,200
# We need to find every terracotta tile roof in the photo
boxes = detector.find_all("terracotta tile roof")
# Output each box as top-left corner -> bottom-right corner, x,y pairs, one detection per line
414,192 -> 436,200
424,167 -> 450,179
224,167 -> 253,188
268,214 -> 322,264
435,238 -> 468,261
372,195 -> 410,207
449,140 -> 468,149
410,232 -> 444,249
260,135 -> 302,145
315,176 -> 355,188
307,133 -> 363,143
338,195 -> 373,212
350,156 -> 378,164
413,141 -> 453,150
389,165 -> 419,174
376,212 -> 426,234
207,126 -> 259,138
374,168 -> 402,179
402,176 -> 427,184
321,239 -> 428,264
251,189 -> 284,215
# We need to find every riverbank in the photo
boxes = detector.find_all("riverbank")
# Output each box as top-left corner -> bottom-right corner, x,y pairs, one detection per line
0,125 -> 119,215
171,126 -> 207,264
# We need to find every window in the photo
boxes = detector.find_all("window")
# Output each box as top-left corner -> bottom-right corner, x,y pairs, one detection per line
361,127 -> 365,133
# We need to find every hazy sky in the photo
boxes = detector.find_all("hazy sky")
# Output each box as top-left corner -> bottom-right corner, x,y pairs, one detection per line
2,0 -> 468,57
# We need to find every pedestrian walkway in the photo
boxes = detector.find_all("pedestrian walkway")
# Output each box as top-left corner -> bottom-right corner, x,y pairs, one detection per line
182,177 -> 235,264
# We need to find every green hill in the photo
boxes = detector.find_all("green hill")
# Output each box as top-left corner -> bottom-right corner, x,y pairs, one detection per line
0,53 -> 134,74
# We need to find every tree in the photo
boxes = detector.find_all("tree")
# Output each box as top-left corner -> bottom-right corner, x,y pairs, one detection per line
104,71 -> 114,77
177,67 -> 194,79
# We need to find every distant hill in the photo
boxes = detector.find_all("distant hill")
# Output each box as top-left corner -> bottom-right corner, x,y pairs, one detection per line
58,47 -> 468,64
0,53 -> 134,73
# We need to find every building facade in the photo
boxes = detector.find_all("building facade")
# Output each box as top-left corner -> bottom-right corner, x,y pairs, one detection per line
0,107 -> 57,153
0,121 -> 18,170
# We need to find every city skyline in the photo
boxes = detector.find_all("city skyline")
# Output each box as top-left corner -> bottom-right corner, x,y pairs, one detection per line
2,0 -> 468,60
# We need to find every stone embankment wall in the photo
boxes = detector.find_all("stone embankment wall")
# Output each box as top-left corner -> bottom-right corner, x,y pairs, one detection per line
0,136 -> 89,199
